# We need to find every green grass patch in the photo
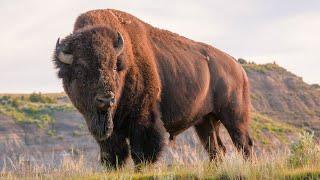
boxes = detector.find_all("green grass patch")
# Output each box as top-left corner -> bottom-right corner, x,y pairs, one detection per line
250,112 -> 300,147
0,93 -> 74,129
282,168 -> 320,179
243,63 -> 285,74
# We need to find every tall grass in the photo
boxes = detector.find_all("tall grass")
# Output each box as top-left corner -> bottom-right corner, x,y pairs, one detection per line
1,132 -> 320,179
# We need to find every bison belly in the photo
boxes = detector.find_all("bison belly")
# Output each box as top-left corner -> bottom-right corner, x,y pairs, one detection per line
155,52 -> 212,134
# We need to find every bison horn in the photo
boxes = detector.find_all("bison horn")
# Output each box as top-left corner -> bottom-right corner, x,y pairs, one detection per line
56,38 -> 73,65
58,52 -> 73,65
115,32 -> 124,56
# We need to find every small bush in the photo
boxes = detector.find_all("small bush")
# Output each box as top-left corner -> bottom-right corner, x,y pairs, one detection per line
47,129 -> 56,137
29,92 -> 56,104
72,130 -> 82,137
288,131 -> 320,168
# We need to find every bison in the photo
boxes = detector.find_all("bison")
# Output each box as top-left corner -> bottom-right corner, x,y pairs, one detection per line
53,9 -> 253,168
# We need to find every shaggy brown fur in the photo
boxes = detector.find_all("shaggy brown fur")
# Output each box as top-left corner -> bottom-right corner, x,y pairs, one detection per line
53,9 -> 253,168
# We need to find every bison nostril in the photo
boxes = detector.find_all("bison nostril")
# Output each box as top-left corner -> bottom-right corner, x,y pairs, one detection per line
95,93 -> 116,109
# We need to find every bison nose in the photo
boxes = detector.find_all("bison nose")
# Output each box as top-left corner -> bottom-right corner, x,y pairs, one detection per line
95,92 -> 116,110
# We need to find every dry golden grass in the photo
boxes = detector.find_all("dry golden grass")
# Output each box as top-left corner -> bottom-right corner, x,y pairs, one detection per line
1,151 -> 319,179
1,133 -> 320,179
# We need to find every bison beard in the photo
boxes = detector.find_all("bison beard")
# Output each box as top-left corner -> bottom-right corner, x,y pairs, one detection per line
53,9 -> 253,169
90,109 -> 114,141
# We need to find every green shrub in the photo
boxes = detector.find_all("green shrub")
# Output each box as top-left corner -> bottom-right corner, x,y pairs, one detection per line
29,92 -> 56,103
47,129 -> 56,137
12,99 -> 19,108
242,63 -> 283,74
288,131 -> 320,168
72,130 -> 82,137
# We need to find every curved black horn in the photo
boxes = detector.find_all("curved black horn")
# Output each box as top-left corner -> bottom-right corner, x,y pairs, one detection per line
55,38 -> 60,52
56,37 -> 73,65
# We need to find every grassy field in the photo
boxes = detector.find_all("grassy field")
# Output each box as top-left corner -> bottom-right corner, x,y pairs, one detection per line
1,132 -> 320,179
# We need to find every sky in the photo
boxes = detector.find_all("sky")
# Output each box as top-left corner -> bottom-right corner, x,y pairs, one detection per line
0,0 -> 319,93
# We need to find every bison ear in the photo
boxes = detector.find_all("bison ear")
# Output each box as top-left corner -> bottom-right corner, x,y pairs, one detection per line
114,32 -> 124,56
56,38 -> 74,65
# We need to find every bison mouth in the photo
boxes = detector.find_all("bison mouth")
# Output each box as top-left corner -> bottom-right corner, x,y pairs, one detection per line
90,108 -> 114,141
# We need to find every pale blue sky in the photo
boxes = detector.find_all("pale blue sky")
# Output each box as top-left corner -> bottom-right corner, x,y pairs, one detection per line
0,0 -> 319,93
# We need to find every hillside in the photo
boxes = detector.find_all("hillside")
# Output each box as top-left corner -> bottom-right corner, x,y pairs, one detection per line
242,62 -> 320,136
0,62 -> 319,171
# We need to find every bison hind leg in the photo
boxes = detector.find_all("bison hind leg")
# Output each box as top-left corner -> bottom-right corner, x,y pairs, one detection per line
194,113 -> 226,161
219,108 -> 253,159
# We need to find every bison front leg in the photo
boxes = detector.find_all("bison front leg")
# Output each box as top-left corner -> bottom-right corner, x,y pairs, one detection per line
99,133 -> 130,169
129,115 -> 166,169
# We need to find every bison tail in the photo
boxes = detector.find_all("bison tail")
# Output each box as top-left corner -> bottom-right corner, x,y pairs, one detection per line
241,66 -> 251,123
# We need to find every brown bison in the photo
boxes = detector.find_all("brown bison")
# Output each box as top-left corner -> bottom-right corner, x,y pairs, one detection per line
53,9 -> 253,168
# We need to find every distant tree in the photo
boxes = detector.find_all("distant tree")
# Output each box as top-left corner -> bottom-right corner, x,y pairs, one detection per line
238,58 -> 248,64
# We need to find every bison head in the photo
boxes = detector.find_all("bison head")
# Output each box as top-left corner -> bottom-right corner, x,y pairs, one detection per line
54,26 -> 127,142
